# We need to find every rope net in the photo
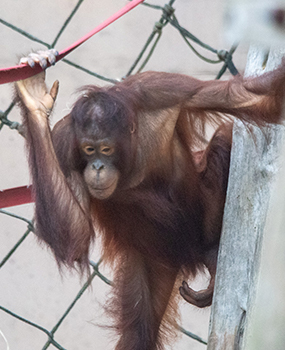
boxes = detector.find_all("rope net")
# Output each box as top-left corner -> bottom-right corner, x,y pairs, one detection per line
0,1 -> 239,348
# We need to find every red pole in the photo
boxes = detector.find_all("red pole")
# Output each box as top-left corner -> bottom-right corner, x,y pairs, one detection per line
0,0 -> 145,84
0,186 -> 33,208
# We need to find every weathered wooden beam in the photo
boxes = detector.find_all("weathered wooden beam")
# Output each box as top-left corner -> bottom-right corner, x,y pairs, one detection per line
245,55 -> 285,350
207,47 -> 284,350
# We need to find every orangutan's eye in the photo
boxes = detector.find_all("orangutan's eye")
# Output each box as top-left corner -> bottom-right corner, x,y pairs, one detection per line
100,145 -> 114,156
83,145 -> 96,155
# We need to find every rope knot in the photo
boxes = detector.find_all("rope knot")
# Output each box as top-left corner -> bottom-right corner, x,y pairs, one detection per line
163,4 -> 175,19
154,21 -> 163,33
217,49 -> 229,61
10,121 -> 21,130
217,49 -> 239,76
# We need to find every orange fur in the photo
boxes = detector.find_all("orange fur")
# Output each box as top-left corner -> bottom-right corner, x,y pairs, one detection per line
15,61 -> 285,349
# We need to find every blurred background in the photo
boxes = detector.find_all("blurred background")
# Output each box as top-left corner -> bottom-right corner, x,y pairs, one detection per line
0,0 -> 251,349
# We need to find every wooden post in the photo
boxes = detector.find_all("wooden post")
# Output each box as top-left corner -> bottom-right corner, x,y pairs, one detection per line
207,47 -> 285,350
245,61 -> 285,350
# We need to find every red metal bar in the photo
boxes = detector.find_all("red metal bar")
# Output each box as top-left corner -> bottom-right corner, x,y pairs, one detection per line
0,186 -> 33,209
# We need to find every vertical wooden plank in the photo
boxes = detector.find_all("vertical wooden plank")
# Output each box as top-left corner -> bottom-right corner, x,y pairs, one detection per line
245,59 -> 285,350
207,48 -> 284,350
